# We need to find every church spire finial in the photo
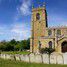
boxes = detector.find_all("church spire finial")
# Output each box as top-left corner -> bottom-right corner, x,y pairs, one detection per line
32,0 -> 46,8
43,2 -> 46,7
37,0 -> 41,8
36,0 -> 46,8
32,4 -> 34,8
32,0 -> 34,9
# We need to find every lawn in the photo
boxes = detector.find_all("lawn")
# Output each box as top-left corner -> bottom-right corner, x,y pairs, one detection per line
0,59 -> 67,67
1,51 -> 30,55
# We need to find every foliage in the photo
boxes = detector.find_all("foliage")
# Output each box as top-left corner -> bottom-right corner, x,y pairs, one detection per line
40,48 -> 45,54
1,51 -> 30,55
0,38 -> 30,51
40,47 -> 55,54
40,47 -> 55,64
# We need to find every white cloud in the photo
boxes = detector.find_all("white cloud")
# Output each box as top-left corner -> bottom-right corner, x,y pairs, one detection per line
18,0 -> 31,16
0,23 -> 30,41
0,26 -> 7,35
11,23 -> 31,40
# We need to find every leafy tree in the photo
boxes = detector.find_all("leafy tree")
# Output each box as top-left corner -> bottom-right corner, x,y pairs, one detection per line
0,44 -> 6,51
9,39 -> 17,51
5,43 -> 14,51
20,38 -> 30,51
14,44 -> 21,51
26,38 -> 30,49
0,38 -> 30,51
9,39 -> 17,45
0,40 -> 7,51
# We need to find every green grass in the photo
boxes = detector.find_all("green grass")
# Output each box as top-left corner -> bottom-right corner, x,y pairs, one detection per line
1,51 -> 30,55
0,59 -> 67,67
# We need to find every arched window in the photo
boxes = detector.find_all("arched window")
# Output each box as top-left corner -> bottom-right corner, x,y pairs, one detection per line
57,29 -> 61,35
36,13 -> 40,20
48,30 -> 52,36
49,41 -> 52,48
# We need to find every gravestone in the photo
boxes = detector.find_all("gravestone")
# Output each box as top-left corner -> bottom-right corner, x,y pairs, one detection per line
42,54 -> 49,64
63,53 -> 67,64
5,54 -> 11,59
0,54 -> 5,59
24,55 -> 29,62
50,53 -> 57,64
57,54 -> 63,64
20,54 -> 26,61
29,53 -> 35,63
34,54 -> 42,63
15,54 -> 21,61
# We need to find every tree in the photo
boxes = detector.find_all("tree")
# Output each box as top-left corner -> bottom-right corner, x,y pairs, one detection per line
45,48 -> 55,64
26,38 -> 30,49
14,41 -> 20,51
5,43 -> 14,51
9,39 -> 17,45
14,44 -> 21,51
0,38 -> 30,51
40,47 -> 55,64
0,40 -> 7,51
20,38 -> 30,51
9,39 -> 17,51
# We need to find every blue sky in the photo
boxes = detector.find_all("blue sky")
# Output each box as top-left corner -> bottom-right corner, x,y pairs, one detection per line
0,0 -> 67,41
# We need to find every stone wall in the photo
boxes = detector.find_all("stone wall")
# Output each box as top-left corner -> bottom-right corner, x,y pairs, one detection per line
0,52 -> 67,64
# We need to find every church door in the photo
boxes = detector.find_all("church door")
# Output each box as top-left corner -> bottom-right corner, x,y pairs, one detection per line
61,41 -> 67,53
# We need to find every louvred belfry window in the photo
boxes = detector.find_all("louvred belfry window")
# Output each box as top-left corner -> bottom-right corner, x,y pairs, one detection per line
36,13 -> 40,20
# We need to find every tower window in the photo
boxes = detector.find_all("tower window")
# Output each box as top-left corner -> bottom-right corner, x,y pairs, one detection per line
36,13 -> 40,20
48,30 -> 52,36
57,29 -> 61,36
49,41 -> 52,48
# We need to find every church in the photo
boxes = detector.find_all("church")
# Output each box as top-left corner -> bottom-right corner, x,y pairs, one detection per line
30,2 -> 67,53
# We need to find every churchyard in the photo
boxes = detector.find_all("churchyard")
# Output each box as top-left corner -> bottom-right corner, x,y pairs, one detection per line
0,52 -> 67,64
0,58 -> 67,67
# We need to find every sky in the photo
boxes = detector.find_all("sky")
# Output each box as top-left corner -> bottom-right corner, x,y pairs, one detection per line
0,0 -> 67,41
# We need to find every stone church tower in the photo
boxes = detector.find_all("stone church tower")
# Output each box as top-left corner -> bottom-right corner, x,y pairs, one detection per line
30,1 -> 67,53
30,3 -> 48,53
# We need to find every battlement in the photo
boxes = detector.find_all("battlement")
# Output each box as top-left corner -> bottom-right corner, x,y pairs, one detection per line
48,26 -> 67,29
32,7 -> 46,12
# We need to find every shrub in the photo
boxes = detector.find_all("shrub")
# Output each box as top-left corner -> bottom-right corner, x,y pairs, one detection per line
40,47 -> 55,54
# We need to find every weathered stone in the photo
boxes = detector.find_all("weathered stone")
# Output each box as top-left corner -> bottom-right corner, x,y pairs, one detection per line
29,53 -> 35,63
63,53 -> 67,64
1,53 -> 67,64
5,54 -> 11,59
10,55 -> 15,60
20,54 -> 26,61
57,54 -> 63,64
50,53 -> 57,64
24,55 -> 29,62
42,54 -> 49,64
34,54 -> 42,63
0,54 -> 5,59
15,54 -> 20,61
